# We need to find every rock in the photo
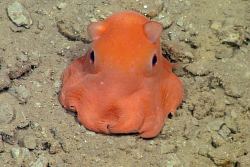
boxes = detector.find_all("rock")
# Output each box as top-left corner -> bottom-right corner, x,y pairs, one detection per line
0,130 -> 16,145
30,155 -> 48,167
218,125 -> 231,139
54,80 -> 61,93
57,20 -> 90,42
141,0 -> 164,18
160,142 -> 177,154
57,2 -> 67,10
215,47 -> 233,59
7,1 -> 32,28
158,17 -> 173,29
210,21 -> 222,31
11,147 -> 31,164
208,143 -> 247,166
0,70 -> 11,91
218,27 -> 245,47
0,138 -> 4,153
207,119 -> 225,131
9,62 -> 32,79
17,120 -> 30,129
23,135 -> 37,150
224,117 -> 238,133
224,83 -> 244,98
0,103 -> 15,124
16,54 -> 28,62
11,147 -> 20,159
237,156 -> 250,167
49,141 -> 61,154
176,18 -> 184,27
185,61 -> 210,76
9,85 -> 30,104
211,132 -> 225,148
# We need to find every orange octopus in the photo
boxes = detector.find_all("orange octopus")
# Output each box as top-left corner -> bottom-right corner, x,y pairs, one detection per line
59,11 -> 183,138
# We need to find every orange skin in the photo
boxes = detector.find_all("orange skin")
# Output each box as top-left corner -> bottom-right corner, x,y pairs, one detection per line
59,11 -> 183,138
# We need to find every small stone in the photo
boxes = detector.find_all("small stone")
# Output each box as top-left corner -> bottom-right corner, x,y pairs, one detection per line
207,119 -> 225,131
157,17 -> 173,29
16,54 -> 28,62
185,61 -> 210,76
224,83 -> 244,98
198,144 -> 211,156
0,103 -> 15,124
160,142 -> 177,154
49,141 -> 61,154
219,28 -> 243,47
30,155 -> 48,167
57,2 -> 67,10
11,147 -> 20,159
208,143 -> 247,166
7,1 -> 32,28
176,18 -> 184,27
142,0 -> 164,18
10,85 -> 30,104
8,62 -> 32,79
23,135 -> 37,150
210,21 -> 222,31
0,138 -> 4,153
237,156 -> 250,167
60,141 -> 70,153
218,125 -> 231,139
54,80 -> 61,93
57,20 -> 89,42
224,117 -> 238,133
17,120 -> 30,129
0,130 -> 16,145
37,21 -> 45,30
215,47 -> 233,59
0,70 -> 11,91
211,132 -> 225,148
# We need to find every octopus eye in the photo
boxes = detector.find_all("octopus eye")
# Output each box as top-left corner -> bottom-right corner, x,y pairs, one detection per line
90,51 -> 95,63
152,54 -> 157,66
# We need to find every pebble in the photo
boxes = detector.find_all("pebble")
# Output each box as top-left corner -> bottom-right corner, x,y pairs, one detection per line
218,125 -> 231,139
57,20 -> 90,42
142,0 -> 164,18
224,117 -> 238,133
0,130 -> 16,145
23,135 -> 37,150
185,61 -> 210,76
0,70 -> 11,91
220,28 -> 243,47
11,147 -> 20,159
157,16 -> 173,29
160,142 -> 177,154
210,21 -> 222,31
16,54 -> 28,62
0,103 -> 15,124
208,143 -> 247,166
215,47 -> 233,59
0,139 -> 4,153
7,1 -> 32,28
49,141 -> 61,154
207,119 -> 225,131
17,120 -> 30,129
224,83 -> 244,98
57,2 -> 67,10
211,132 -> 225,148
10,85 -> 30,104
30,155 -> 48,167
8,62 -> 32,79
176,18 -> 184,27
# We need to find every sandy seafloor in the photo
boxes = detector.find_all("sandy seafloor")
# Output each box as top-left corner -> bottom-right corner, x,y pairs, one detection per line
0,0 -> 250,166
